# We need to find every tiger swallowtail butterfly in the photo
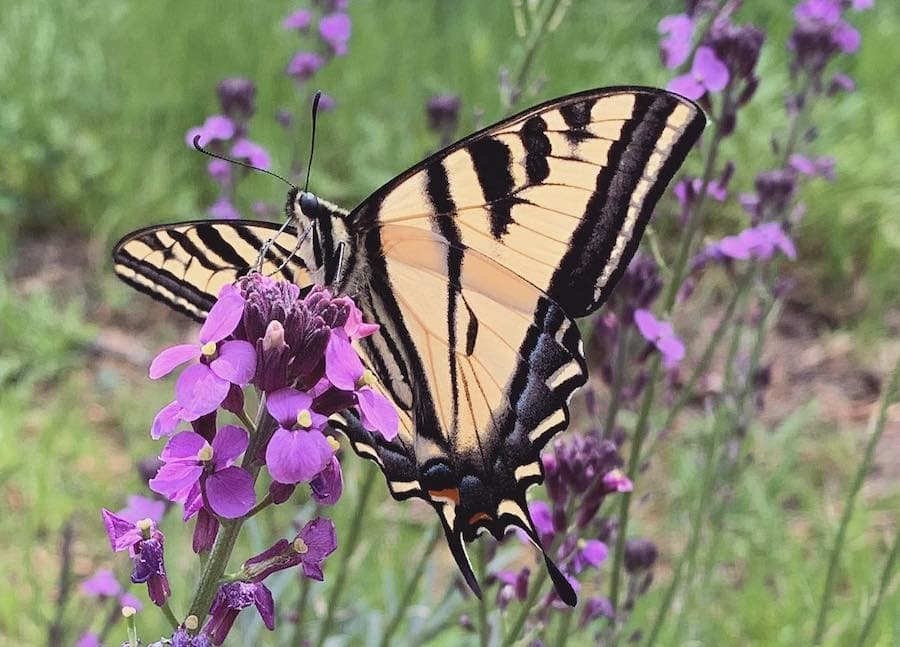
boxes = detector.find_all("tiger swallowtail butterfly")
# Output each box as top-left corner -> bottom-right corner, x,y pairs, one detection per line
113,87 -> 705,605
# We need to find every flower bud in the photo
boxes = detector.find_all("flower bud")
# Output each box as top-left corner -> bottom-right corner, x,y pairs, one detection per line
623,538 -> 658,574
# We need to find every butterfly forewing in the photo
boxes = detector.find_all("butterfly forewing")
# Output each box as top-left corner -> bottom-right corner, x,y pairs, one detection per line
112,220 -> 313,320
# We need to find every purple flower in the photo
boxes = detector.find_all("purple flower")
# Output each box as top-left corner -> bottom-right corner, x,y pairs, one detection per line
580,596 -> 614,627
76,632 -> 101,647
149,284 -> 255,419
657,14 -> 694,69
712,222 -> 797,262
80,569 -> 121,597
207,159 -> 231,186
325,331 -> 399,440
149,426 -> 256,519
851,0 -> 873,9
828,72 -> 855,94
528,500 -> 555,545
668,46 -> 730,100
282,9 -> 312,31
317,93 -> 337,111
230,138 -> 271,170
570,539 -> 608,573
287,51 -> 325,81
243,517 -> 338,582
495,567 -> 529,609
789,153 -> 835,180
185,115 -> 235,148
602,468 -> 633,493
425,94 -> 461,135
310,455 -> 343,504
790,0 -> 862,75
208,198 -> 240,220
624,538 -> 659,573
216,78 -> 256,121
708,16 -> 765,80
168,628 -> 214,647
205,582 -> 275,644
634,309 -> 685,369
318,12 -> 351,56
100,510 -> 170,606
265,387 -> 334,484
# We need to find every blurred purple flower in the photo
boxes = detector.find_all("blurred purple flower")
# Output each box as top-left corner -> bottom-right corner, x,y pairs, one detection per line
790,0 -> 862,75
570,539 -> 608,573
207,159 -> 231,186
634,309 -> 685,369
319,12 -> 351,56
495,567 -> 529,609
851,0 -> 873,9
580,596 -> 614,627
216,78 -> 256,121
708,16 -> 765,80
789,153 -> 835,180
707,222 -> 798,262
317,93 -> 337,111
148,284 -> 255,419
657,14 -> 694,69
624,538 -> 659,573
828,72 -> 855,94
80,569 -> 121,597
185,115 -> 235,148
118,495 -> 165,524
75,633 -> 101,647
265,387 -> 334,484
230,138 -> 271,170
205,581 -> 275,645
208,198 -> 240,220
426,94 -> 461,135
668,46 -> 729,100
282,9 -> 313,31
287,51 -> 325,81
168,628 -> 214,647
149,426 -> 256,519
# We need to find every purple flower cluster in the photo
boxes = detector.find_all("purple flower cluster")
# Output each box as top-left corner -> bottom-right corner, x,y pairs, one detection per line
789,0 -> 864,78
99,273 -> 393,644
184,78 -> 271,220
283,3 -> 351,95
493,432 -> 632,621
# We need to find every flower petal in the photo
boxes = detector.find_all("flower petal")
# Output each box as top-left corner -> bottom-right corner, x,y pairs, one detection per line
265,427 -> 334,484
151,400 -> 186,440
160,430 -> 207,462
80,569 -> 122,597
298,517 -> 338,561
253,583 -> 276,630
175,364 -> 230,418
101,509 -> 142,552
266,388 -> 313,428
324,331 -> 364,390
118,495 -> 165,524
357,388 -> 399,441
211,340 -> 257,385
149,461 -> 203,501
633,309 -> 661,342
310,456 -> 343,505
212,425 -> 249,468
580,540 -> 609,568
205,467 -> 256,518
149,344 -> 201,379
200,284 -> 245,344
667,74 -> 704,100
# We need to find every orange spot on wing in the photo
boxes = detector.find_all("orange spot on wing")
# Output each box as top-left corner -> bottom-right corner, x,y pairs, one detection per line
468,512 -> 492,524
428,488 -> 460,504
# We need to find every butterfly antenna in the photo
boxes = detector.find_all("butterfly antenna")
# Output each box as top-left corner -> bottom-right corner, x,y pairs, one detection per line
192,136 -> 297,189
303,91 -> 323,193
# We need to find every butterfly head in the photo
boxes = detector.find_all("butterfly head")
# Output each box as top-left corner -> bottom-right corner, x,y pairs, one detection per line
285,188 -> 353,289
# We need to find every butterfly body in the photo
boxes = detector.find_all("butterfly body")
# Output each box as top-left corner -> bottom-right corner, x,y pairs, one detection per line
113,87 -> 705,605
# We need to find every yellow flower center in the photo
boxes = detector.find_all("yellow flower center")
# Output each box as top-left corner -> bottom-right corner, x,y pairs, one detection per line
293,537 -> 309,554
121,606 -> 137,618
327,436 -> 340,452
356,369 -> 376,389
136,518 -> 153,532
184,615 -> 200,631
201,341 -> 217,356
197,444 -> 213,462
296,409 -> 312,428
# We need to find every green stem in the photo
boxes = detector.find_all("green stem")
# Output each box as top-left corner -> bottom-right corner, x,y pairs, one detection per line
314,466 -> 379,647
554,606 -> 574,647
608,85 -> 731,615
504,0 -> 566,109
813,360 -> 900,644
603,322 -> 631,439
378,526 -> 442,647
645,413 -> 719,646
160,601 -> 179,631
244,494 -> 273,519
856,516 -> 900,647
478,540 -> 491,647
186,397 -> 272,626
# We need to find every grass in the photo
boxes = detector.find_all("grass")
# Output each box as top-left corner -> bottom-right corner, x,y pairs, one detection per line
1,0 -> 899,645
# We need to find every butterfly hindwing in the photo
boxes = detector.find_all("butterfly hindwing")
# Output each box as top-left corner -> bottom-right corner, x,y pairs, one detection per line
112,220 -> 312,321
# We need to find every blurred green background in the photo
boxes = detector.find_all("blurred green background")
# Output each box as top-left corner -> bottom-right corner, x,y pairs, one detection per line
1,0 -> 898,645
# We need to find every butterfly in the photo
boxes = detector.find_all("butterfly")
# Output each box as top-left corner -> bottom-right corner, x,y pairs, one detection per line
113,87 -> 704,606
